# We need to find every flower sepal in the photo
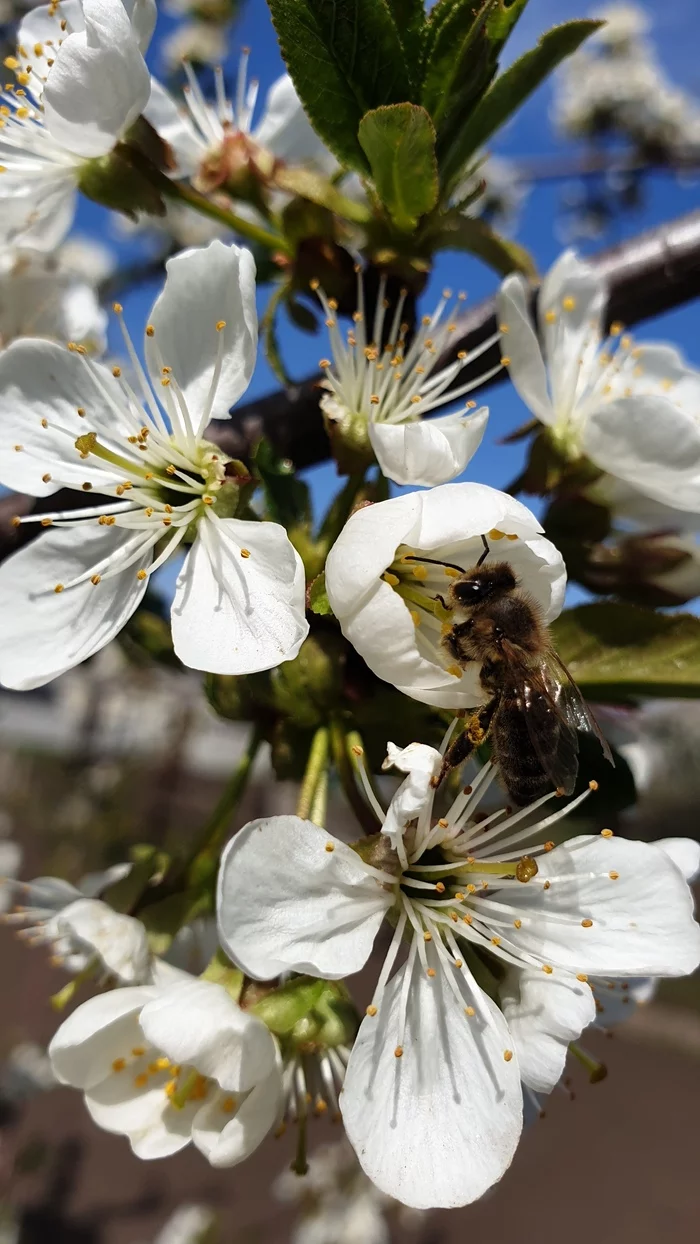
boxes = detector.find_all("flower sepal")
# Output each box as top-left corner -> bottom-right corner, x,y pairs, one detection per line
321,398 -> 376,477
78,143 -> 167,219
250,976 -> 328,1037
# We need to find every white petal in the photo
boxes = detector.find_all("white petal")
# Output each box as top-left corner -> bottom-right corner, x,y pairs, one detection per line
381,742 -> 441,852
192,1071 -> 282,1168
0,338 -> 133,496
145,240 -> 257,428
86,1071 -> 198,1158
341,952 -> 522,1209
121,0 -> 157,52
48,987 -> 156,1089
0,524 -> 151,690
253,74 -> 335,172
43,0 -> 151,158
217,816 -> 393,980
583,394 -> 700,511
139,979 -> 277,1092
539,250 -> 606,414
143,78 -> 203,178
501,968 -> 595,1094
369,407 -> 489,487
17,1 -> 85,93
657,837 -> 700,883
0,182 -> 78,255
57,899 -> 151,983
171,516 -> 308,675
503,835 -> 700,977
497,274 -> 554,425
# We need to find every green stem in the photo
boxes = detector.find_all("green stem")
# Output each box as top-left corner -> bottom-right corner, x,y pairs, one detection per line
296,726 -> 329,820
187,725 -> 264,887
317,471 -> 366,552
163,178 -> 290,254
329,717 -> 378,836
568,1042 -> 608,1083
309,768 -> 329,828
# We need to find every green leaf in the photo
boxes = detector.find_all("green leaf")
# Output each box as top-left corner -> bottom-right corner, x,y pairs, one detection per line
551,604 -> 700,700
266,0 -> 415,173
386,0 -> 427,78
422,0 -> 492,130
309,572 -> 334,617
485,0 -> 530,43
359,104 -> 438,231
252,436 -> 311,528
430,210 -> 535,275
441,19 -> 602,187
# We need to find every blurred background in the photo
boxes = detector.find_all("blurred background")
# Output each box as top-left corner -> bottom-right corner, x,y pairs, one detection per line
1,1 -> 700,1241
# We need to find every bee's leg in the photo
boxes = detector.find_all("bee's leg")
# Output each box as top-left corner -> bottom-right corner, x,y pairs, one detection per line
433,699 -> 498,787
441,620 -> 474,665
476,534 -> 490,568
434,594 -> 449,609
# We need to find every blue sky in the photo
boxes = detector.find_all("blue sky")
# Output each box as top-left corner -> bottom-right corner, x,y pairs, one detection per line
74,0 -> 700,584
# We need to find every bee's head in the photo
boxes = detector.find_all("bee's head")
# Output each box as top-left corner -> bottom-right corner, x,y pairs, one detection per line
449,562 -> 517,606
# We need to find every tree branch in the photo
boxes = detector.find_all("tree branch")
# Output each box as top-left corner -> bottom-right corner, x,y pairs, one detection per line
2,209 -> 700,559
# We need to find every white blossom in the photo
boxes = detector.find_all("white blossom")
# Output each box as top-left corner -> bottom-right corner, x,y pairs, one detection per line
217,739 -> 700,1208
498,250 -> 700,512
146,53 -> 334,189
0,238 -> 308,689
49,976 -> 282,1163
324,482 -> 566,709
0,0 -> 154,251
0,247 -> 107,352
317,277 -> 495,487
2,863 -> 153,982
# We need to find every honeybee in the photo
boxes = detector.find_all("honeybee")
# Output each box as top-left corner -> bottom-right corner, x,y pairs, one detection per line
411,538 -> 613,805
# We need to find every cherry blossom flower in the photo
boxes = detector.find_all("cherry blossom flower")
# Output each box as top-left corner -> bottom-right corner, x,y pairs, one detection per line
317,277 -> 496,487
324,482 -> 566,709
0,0 -> 154,251
49,976 -> 281,1163
0,248 -> 107,352
0,238 -> 308,689
217,737 -> 700,1208
498,250 -> 700,511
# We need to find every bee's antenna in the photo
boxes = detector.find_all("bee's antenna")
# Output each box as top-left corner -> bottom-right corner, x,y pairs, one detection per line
476,535 -> 490,569
404,555 -> 465,573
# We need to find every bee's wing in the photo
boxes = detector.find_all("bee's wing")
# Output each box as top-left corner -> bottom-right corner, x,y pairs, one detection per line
500,641 -> 581,795
545,649 -> 615,766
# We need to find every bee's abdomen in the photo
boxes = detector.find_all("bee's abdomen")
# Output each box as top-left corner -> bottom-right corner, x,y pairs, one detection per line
493,696 -> 557,805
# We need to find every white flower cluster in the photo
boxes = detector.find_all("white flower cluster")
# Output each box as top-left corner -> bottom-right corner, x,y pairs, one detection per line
1,0 -> 700,1225
554,3 -> 700,160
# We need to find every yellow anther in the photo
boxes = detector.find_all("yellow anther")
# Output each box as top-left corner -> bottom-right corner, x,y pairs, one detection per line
543,880 -> 551,890
82,482 -> 92,492
562,295 -> 576,311
382,571 -> 399,586
54,583 -> 64,594
576,974 -> 588,983
445,566 -> 460,578
351,744 -> 363,756
503,1050 -> 513,1062
446,664 -> 463,679
77,407 -> 85,417
112,366 -> 121,377
134,1073 -> 149,1088
136,569 -> 147,581
325,842 -> 335,853
609,870 -> 619,880
581,919 -> 593,928
221,1096 -> 236,1114
40,518 -> 53,527
42,472 -> 51,483
465,1006 -> 475,1017
411,563 -> 428,580
435,881 -> 445,893
370,394 -> 380,405
366,1004 -> 377,1017
112,1058 -> 126,1073
13,444 -> 22,452
488,528 -> 505,540
410,610 -> 420,627
500,356 -> 511,366
394,1046 -> 403,1058
491,936 -> 501,946
427,968 -> 436,978
544,840 -> 554,852
506,533 -> 519,541
3,57 -> 19,69
240,548 -> 251,558
423,931 -> 432,942
609,321 -> 624,336
410,395 -> 421,404
165,1079 -> 178,1099
542,964 -> 553,974
112,302 -> 123,314
544,309 -> 557,323
90,575 -> 101,586
601,828 -> 613,838
513,919 -> 522,929
589,780 -> 599,791
462,913 -> 473,925
146,324 -> 154,337
216,320 -> 226,331
10,516 -> 20,528
454,958 -> 463,968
